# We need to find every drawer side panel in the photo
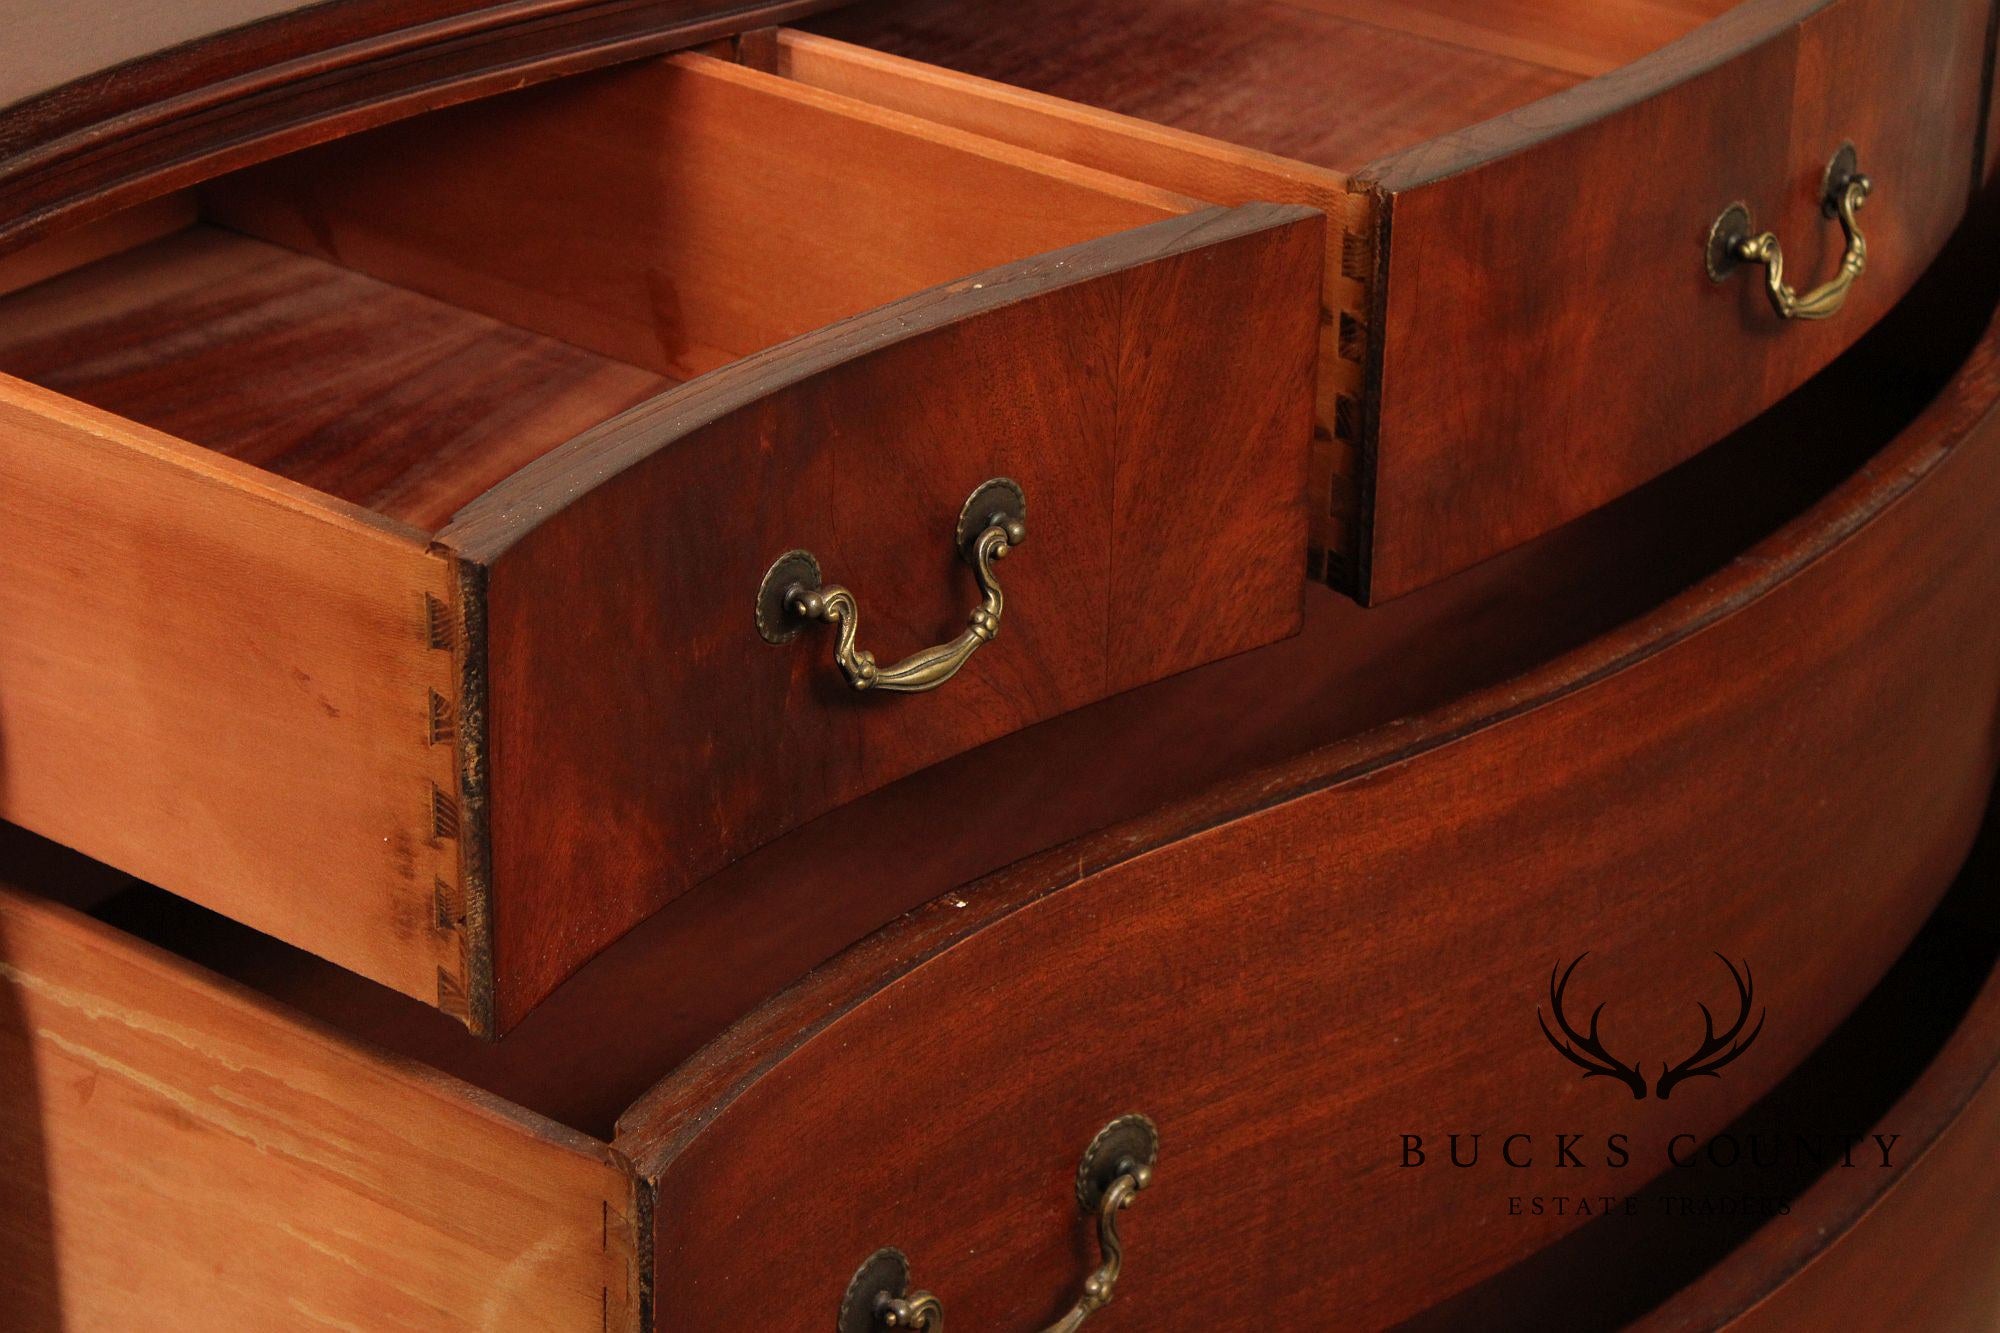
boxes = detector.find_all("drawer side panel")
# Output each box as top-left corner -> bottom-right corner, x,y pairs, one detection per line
0,881 -> 635,1331
0,380 -> 472,1013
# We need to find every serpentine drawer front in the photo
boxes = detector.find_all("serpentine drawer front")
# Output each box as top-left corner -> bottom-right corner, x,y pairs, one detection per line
3,280 -> 1998,1328
0,1 -> 1988,1036
0,52 -> 1321,1034
805,0 -> 1992,599
4,3 -> 1999,1327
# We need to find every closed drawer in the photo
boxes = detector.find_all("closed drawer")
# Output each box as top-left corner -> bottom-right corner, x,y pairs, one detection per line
630,293 -> 2000,1329
5,822 -> 1993,1332
1634,909 -> 2000,1332
802,0 -> 1994,598
0,52 -> 1323,1033
4,256 -> 1998,1333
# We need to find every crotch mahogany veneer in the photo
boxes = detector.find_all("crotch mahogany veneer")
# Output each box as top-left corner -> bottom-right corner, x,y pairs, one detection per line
0,0 -> 1992,1036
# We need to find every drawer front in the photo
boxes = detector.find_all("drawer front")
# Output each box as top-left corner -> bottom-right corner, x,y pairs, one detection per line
1626,911 -> 2000,1332
1356,0 -> 1991,600
441,204 -> 1322,1032
0,380 -> 471,1012
0,856 -> 635,1332
0,47 -> 1317,1036
631,302 -> 2000,1329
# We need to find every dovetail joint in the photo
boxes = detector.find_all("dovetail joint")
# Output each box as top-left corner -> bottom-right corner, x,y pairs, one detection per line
428,689 -> 454,744
1338,311 -> 1367,364
434,876 -> 464,931
431,785 -> 460,841
426,594 -> 453,650
436,966 -> 469,1019
1333,392 -> 1361,445
1340,227 -> 1374,283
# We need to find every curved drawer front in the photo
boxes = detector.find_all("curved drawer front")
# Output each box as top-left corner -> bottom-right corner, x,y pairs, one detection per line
1718,1072 -> 2000,1328
0,49 -> 1321,1036
781,0 -> 1995,598
628,309 -> 2000,1329
1628,915 -> 2000,1332
1359,0 -> 1992,599
440,202 -> 1319,1032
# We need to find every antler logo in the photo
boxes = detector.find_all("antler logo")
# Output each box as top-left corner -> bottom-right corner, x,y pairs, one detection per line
1537,953 -> 1765,1100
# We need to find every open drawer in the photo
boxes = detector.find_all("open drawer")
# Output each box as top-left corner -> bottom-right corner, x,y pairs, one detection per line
3,273 -> 1998,1328
0,53 -> 1322,1033
797,0 -> 1994,599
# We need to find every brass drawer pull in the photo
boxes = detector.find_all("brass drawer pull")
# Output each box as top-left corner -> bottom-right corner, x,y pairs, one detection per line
1707,145 -> 1872,321
839,1114 -> 1158,1333
757,478 -> 1027,694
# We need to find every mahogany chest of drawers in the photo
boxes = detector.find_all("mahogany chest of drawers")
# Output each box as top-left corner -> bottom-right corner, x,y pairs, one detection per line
2,0 -> 1999,1328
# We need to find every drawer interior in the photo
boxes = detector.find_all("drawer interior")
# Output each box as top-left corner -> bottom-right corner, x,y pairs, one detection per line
9,289 -> 1961,1140
0,1 -> 1746,546
745,3 -> 1741,585
802,0 -> 1734,172
0,53 -> 1192,532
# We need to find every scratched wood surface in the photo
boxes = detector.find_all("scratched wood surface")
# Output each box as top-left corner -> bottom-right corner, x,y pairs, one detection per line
0,874 -> 635,1331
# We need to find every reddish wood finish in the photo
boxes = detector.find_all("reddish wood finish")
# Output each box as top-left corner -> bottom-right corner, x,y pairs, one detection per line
752,28 -> 1379,597
31,296 -> 1997,1327
0,867 -> 638,1331
811,0 -> 1994,601
0,50 -> 1307,1034
807,0 -> 1581,171
127,289 -> 1948,1139
0,0 -> 851,254
1719,1081 -> 2000,1329
0,49 -> 1195,536
623,303 -> 2000,1328
1629,920 -> 2000,1331
1986,3 -> 2000,191
1287,0 -> 1736,79
439,205 -> 1320,1032
1357,0 -> 1991,599
196,53 -> 1195,386
0,227 -> 675,530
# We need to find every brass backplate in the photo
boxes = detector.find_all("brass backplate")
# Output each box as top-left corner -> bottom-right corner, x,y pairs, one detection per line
838,1247 -> 911,1333
1075,1113 -> 1160,1213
